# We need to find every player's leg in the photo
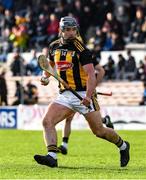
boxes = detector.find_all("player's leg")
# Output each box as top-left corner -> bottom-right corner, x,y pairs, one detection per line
85,111 -> 130,167
92,92 -> 114,129
58,113 -> 75,154
34,102 -> 74,167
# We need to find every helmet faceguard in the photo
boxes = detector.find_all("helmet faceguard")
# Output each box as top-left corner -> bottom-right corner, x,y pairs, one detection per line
59,16 -> 79,31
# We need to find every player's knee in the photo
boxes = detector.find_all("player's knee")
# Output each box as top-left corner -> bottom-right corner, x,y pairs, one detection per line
42,118 -> 52,128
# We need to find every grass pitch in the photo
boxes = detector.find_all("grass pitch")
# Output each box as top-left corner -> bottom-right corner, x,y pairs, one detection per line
0,130 -> 146,179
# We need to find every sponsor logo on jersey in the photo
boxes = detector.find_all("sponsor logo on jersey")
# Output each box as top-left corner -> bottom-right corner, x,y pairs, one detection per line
56,61 -> 73,71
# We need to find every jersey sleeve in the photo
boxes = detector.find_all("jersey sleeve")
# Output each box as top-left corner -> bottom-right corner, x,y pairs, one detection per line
79,49 -> 93,66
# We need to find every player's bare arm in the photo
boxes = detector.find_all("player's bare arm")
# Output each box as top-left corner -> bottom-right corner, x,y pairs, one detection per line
95,64 -> 105,85
82,63 -> 96,106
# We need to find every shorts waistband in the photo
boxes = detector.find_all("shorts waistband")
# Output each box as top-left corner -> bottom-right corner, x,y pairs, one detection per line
59,88 -> 86,94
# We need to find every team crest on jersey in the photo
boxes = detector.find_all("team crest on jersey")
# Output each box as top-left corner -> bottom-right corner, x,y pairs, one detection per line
56,61 -> 73,71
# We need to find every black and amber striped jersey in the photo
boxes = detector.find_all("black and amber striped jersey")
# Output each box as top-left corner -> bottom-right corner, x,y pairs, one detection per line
48,38 -> 93,91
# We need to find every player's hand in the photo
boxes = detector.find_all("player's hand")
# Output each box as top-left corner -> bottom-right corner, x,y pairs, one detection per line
44,71 -> 51,77
81,96 -> 91,107
40,76 -> 49,86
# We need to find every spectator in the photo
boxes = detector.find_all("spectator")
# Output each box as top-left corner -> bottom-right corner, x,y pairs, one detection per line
81,4 -> 93,37
70,0 -> 83,24
136,60 -> 145,81
104,55 -> 115,80
0,53 -> 7,62
47,13 -> 59,43
110,31 -> 125,50
114,4 -> 130,36
54,1 -> 69,20
37,3 -> 51,17
102,31 -> 113,51
139,81 -> 146,105
2,9 -> 15,29
35,13 -> 49,49
26,49 -> 41,75
1,27 -> 13,54
124,50 -> 136,80
12,80 -> 38,105
9,23 -> 29,51
0,70 -> 8,105
141,16 -> 146,43
102,12 -> 123,37
116,54 -> 126,80
12,81 -> 28,105
10,48 -> 26,76
94,27 -> 106,50
143,55 -> 146,81
129,7 -> 145,43
25,80 -> 38,104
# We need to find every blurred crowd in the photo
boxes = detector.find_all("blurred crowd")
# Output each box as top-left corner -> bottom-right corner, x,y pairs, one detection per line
0,70 -> 39,106
7,48 -> 146,82
1,47 -> 146,106
0,0 -> 146,57
103,50 -> 146,81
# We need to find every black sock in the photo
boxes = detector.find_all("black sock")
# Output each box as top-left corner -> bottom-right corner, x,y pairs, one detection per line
63,137 -> 69,143
115,137 -> 124,147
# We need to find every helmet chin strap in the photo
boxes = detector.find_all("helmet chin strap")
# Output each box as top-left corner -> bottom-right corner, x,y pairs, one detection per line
61,35 -> 75,44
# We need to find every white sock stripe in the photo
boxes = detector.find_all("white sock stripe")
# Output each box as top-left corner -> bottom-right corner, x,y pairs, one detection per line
119,141 -> 127,151
48,152 -> 57,159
